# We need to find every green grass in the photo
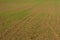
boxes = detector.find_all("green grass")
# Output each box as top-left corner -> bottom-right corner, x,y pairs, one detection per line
0,10 -> 29,32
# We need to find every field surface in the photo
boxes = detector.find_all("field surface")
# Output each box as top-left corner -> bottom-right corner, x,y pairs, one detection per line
0,0 -> 60,40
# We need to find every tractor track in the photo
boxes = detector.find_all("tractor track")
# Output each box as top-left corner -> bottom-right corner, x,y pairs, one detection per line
8,13 -> 48,40
1,13 -> 39,40
9,13 -> 48,40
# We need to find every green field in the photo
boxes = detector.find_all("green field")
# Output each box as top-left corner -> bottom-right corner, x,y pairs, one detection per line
0,0 -> 60,40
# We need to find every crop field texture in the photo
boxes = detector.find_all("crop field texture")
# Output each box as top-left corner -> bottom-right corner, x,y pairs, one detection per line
0,0 -> 60,40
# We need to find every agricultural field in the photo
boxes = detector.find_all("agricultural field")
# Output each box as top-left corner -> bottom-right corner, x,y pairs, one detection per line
0,0 -> 60,40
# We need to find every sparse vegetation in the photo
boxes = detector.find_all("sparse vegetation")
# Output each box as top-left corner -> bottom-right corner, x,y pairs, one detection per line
0,0 -> 60,40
